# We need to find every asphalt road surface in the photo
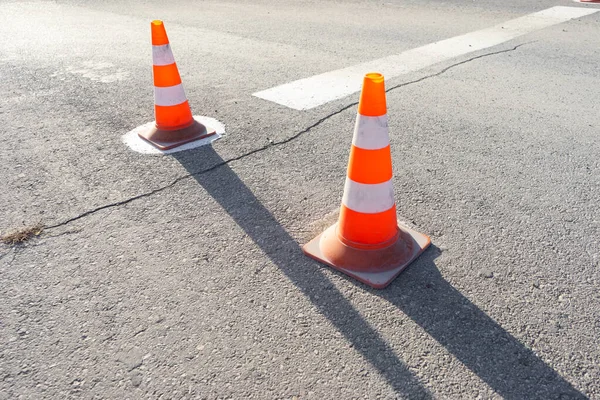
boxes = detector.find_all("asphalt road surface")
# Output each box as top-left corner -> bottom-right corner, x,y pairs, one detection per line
1,0 -> 599,399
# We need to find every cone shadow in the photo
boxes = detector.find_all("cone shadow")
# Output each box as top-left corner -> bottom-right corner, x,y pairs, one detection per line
173,146 -> 585,399
377,247 -> 586,399
174,147 -> 432,398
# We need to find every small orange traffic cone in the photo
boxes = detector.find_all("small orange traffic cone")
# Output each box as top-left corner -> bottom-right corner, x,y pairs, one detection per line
303,73 -> 430,289
138,20 -> 216,150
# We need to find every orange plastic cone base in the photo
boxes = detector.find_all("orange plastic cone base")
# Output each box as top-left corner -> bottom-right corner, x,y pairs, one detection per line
138,119 -> 216,150
303,221 -> 431,289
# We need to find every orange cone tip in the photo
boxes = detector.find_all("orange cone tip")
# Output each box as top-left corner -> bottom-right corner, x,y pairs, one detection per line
358,73 -> 387,117
151,20 -> 170,46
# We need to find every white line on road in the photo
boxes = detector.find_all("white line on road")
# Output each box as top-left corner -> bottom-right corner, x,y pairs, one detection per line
253,6 -> 598,110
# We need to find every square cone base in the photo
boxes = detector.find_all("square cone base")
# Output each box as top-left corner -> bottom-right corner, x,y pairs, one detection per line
138,119 -> 216,150
303,221 -> 431,289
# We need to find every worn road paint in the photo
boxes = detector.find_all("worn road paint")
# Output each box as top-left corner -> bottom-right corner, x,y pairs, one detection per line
253,6 -> 599,110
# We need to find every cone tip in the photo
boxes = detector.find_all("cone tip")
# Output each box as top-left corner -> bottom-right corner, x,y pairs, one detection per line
151,20 -> 169,45
365,72 -> 384,83
358,72 -> 387,117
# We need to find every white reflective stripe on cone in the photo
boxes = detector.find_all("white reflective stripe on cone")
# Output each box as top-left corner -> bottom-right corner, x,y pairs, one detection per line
341,177 -> 395,214
152,44 -> 176,66
352,114 -> 390,150
154,84 -> 188,107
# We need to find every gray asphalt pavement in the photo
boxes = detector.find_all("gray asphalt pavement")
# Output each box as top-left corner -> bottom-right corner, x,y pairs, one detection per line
1,0 -> 599,399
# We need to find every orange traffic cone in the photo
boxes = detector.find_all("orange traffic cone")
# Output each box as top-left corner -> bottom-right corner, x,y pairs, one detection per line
138,20 -> 216,150
303,73 -> 430,289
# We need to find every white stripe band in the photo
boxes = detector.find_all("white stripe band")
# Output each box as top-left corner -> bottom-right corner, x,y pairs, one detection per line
342,178 -> 395,214
154,84 -> 187,107
352,114 -> 390,150
152,44 -> 176,66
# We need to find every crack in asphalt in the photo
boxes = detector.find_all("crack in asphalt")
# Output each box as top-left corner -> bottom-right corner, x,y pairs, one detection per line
0,249 -> 18,266
44,228 -> 84,239
45,42 -> 531,231
0,250 -> 12,262
385,42 -> 532,91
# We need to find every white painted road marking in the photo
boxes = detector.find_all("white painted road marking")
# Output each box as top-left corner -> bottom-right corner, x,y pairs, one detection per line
254,6 -> 599,110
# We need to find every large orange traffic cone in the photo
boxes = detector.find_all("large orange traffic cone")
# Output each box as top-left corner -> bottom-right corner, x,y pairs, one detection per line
138,20 -> 216,150
303,73 -> 430,289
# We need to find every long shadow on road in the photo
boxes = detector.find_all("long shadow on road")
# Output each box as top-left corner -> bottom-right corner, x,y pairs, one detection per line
380,248 -> 586,400
174,146 -> 585,399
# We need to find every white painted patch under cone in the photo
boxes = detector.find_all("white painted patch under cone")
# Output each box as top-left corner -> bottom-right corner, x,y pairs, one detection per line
122,116 -> 224,155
